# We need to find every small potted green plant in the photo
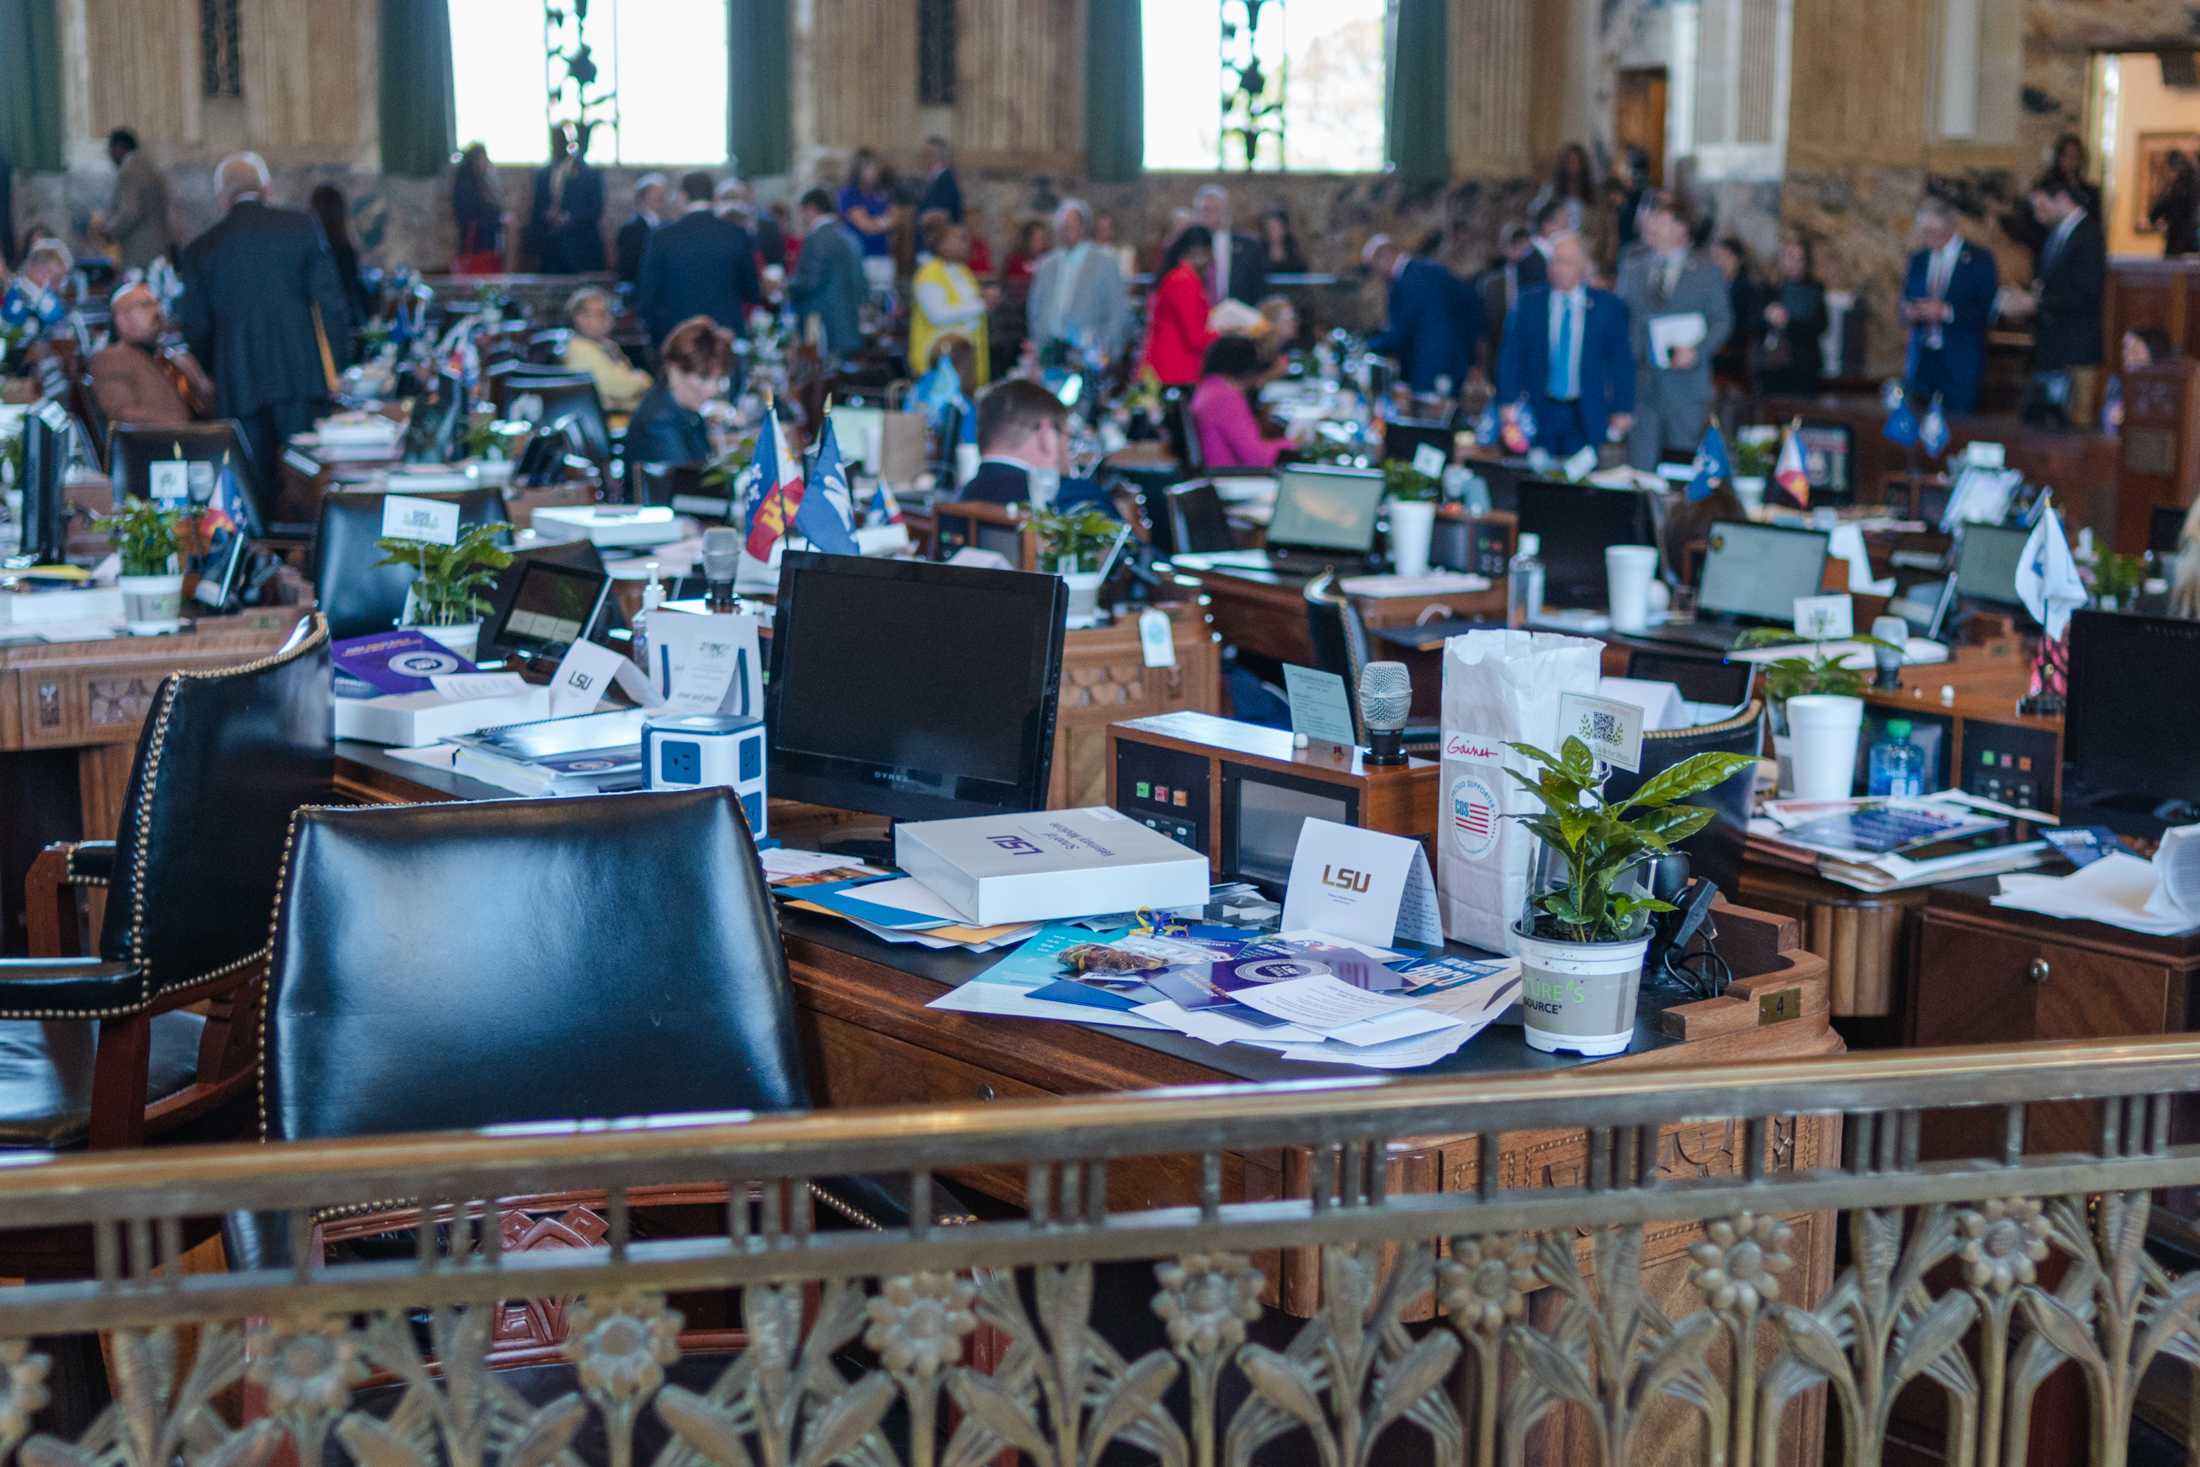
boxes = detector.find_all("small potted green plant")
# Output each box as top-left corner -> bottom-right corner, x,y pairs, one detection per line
377,520 -> 513,661
1505,735 -> 1758,1055
1732,627 -> 1898,798
1382,461 -> 1441,576
1033,504 -> 1121,626
105,496 -> 190,633
2089,549 -> 2146,611
1730,432 -> 1775,511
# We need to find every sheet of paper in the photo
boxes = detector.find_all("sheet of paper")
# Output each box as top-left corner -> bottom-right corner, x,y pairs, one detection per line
1595,676 -> 1688,733
760,848 -> 864,879
147,459 -> 190,506
925,925 -> 1164,1030
1283,664 -> 1357,747
380,493 -> 462,546
1279,819 -> 1444,949
1227,972 -> 1460,1036
649,611 -> 764,717
1132,998 -> 1321,1046
548,638 -> 628,717
428,671 -> 530,701
1994,853 -> 2200,936
1648,312 -> 1708,368
1412,443 -> 1447,478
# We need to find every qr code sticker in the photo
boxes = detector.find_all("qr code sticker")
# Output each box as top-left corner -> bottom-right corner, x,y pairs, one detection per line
1582,709 -> 1623,747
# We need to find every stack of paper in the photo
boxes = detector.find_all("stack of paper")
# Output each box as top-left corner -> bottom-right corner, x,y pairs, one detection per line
760,852 -> 1039,951
1994,853 -> 2200,936
1751,794 -> 2047,892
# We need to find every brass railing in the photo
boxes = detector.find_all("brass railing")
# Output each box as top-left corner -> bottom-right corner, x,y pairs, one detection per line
4,1036 -> 2200,1465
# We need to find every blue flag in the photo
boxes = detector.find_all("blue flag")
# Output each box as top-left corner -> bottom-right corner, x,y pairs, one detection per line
795,416 -> 861,555
1473,400 -> 1499,448
1884,397 -> 1920,448
1920,396 -> 1949,457
1686,423 -> 1731,503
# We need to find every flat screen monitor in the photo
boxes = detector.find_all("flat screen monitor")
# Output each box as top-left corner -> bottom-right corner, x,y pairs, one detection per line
15,401 -> 74,564
767,552 -> 1067,822
1513,480 -> 1659,611
1796,424 -> 1854,503
107,422 -> 265,537
2065,610 -> 2200,826
1381,418 -> 1453,469
482,558 -> 610,663
1954,522 -> 2032,609
1697,521 -> 1831,624
2149,506 -> 2186,558
1266,465 -> 1385,556
1167,482 -> 1235,555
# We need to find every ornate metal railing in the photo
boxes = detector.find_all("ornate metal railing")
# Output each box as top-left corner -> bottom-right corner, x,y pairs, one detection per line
4,1036 -> 2200,1466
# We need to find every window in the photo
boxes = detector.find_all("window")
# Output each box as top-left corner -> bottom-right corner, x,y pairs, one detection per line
200,0 -> 241,99
1141,0 -> 1389,173
918,0 -> 958,107
450,0 -> 731,167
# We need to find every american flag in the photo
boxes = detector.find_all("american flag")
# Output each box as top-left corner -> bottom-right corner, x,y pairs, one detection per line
1455,800 -> 1493,836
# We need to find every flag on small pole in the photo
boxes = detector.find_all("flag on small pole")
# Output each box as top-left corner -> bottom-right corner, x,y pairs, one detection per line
1920,395 -> 1950,457
1685,422 -> 1731,503
795,409 -> 861,555
1773,419 -> 1809,507
2014,493 -> 2088,713
741,395 -> 806,562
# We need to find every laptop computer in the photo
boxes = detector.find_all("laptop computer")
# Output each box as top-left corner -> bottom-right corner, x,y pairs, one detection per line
1185,464 -> 1388,574
1638,520 -> 1832,650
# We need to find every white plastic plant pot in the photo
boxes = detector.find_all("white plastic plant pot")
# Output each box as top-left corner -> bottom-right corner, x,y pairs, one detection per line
118,572 -> 184,634
1061,568 -> 1105,627
1514,923 -> 1650,1056
1386,498 -> 1436,576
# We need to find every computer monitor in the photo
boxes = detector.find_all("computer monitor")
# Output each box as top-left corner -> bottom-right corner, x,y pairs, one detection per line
481,558 -> 611,663
1796,423 -> 1854,504
1382,417 -> 1454,469
15,401 -> 74,565
2149,506 -> 2186,558
1696,521 -> 1831,625
1266,465 -> 1385,556
1953,522 -> 2032,610
1166,482 -> 1235,555
2065,610 -> 2200,831
106,422 -> 266,537
1513,480 -> 1659,610
766,552 -> 1068,822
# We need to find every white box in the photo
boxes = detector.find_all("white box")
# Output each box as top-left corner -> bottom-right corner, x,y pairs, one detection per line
334,686 -> 552,746
894,806 -> 1209,926
530,505 -> 685,549
0,586 -> 124,626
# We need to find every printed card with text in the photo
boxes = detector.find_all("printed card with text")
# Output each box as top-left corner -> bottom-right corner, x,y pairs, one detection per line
1555,690 -> 1645,773
1280,819 -> 1443,949
379,494 -> 462,547
1792,593 -> 1854,642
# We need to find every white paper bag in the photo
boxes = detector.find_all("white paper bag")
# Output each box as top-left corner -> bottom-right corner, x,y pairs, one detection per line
1438,630 -> 1604,953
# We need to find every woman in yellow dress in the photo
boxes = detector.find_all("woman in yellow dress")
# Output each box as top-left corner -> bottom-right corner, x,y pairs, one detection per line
908,218 -> 994,387
560,285 -> 652,412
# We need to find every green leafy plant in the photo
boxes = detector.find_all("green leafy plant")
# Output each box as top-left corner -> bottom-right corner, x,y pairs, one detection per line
1731,435 -> 1777,480
1383,461 -> 1440,503
1033,505 -> 1120,573
2089,550 -> 2146,608
1731,627 -> 1900,705
1505,735 -> 1759,944
375,521 -> 514,626
1296,435 -> 1369,468
103,497 -> 189,577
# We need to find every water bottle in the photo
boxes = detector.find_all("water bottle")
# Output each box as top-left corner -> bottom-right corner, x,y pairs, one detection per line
1867,718 -> 1925,798
1507,533 -> 1545,628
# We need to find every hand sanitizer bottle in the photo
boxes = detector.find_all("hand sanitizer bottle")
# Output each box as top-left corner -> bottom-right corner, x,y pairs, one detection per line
1507,533 -> 1544,628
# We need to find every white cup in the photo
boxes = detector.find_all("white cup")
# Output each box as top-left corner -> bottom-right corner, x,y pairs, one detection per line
1785,694 -> 1865,801
1387,499 -> 1437,577
1604,544 -> 1660,633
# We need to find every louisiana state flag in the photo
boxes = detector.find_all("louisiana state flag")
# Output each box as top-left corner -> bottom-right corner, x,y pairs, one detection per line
1500,397 -> 1535,456
1685,422 -> 1731,503
742,409 -> 805,561
870,480 -> 904,526
795,415 -> 861,555
1774,424 -> 1810,507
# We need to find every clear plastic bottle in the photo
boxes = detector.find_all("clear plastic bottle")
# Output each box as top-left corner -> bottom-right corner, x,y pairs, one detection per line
1868,718 -> 1926,798
1507,532 -> 1545,628
632,561 -> 665,676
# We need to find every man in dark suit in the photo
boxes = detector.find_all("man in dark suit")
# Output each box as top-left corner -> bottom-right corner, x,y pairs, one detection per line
2002,174 -> 2106,428
1901,198 -> 1998,415
1362,234 -> 1484,397
789,188 -> 865,360
526,124 -> 606,273
1513,200 -> 1569,293
958,379 -> 1113,513
613,172 -> 666,286
917,136 -> 963,224
1194,185 -> 1267,307
177,152 -> 353,475
1496,234 -> 1635,459
637,171 -> 761,346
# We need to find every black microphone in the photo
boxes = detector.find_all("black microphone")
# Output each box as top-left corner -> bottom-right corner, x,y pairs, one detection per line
1359,661 -> 1412,765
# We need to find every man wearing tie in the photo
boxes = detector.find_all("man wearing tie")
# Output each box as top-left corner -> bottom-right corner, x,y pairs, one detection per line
1900,198 -> 1997,415
1362,233 -> 1484,397
1497,234 -> 1634,457
1999,174 -> 2106,427
1616,192 -> 1732,470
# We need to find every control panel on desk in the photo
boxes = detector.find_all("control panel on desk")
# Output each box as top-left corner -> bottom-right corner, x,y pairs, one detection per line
1113,741 -> 1210,854
1961,721 -> 2061,812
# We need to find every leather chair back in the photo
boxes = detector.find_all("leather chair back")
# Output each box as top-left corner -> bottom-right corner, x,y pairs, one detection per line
499,372 -> 610,472
260,788 -> 809,1141
1165,481 -> 1234,554
312,487 -> 509,639
1303,570 -> 1377,741
107,421 -> 267,536
1602,698 -> 1765,898
99,614 -> 333,986
76,375 -> 109,469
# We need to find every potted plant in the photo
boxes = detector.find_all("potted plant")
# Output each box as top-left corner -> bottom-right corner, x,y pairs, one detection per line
1730,433 -> 1776,512
105,496 -> 191,633
1732,627 -> 1898,799
1033,504 -> 1121,626
2088,549 -> 2146,611
1505,735 -> 1758,1055
1383,461 -> 1440,576
377,520 -> 513,661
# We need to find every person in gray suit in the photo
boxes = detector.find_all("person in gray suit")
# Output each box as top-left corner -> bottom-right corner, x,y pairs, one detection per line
99,129 -> 174,271
1616,191 -> 1732,469
789,187 -> 865,361
1027,197 -> 1129,361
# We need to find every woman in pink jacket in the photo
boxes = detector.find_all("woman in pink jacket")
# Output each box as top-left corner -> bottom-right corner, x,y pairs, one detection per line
1189,334 -> 1293,468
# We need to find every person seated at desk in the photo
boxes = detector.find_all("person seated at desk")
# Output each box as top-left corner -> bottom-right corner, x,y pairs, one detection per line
958,377 -> 1113,514
2102,327 -> 2171,435
1496,233 -> 1634,458
625,315 -> 730,467
1139,225 -> 1216,388
560,285 -> 652,413
88,280 -> 215,428
909,218 -> 994,389
1190,335 -> 1294,469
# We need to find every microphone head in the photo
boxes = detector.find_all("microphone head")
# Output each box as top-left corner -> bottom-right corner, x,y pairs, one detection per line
1358,661 -> 1413,735
700,526 -> 743,583
1871,615 -> 1909,668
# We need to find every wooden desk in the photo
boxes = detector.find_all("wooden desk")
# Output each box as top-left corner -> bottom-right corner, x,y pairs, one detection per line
1176,561 -> 1507,672
1047,604 -> 1223,807
0,607 -> 310,951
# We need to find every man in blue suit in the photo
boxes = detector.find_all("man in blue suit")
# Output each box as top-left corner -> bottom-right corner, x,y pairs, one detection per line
1901,199 -> 1998,415
637,171 -> 760,347
1362,235 -> 1484,397
1496,235 -> 1634,458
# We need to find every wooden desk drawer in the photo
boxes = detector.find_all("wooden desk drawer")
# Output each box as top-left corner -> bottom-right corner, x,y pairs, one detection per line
1913,916 -> 2174,1048
808,1011 -> 1052,1111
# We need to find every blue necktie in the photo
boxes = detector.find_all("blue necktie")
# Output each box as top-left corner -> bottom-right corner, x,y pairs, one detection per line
1547,296 -> 1575,401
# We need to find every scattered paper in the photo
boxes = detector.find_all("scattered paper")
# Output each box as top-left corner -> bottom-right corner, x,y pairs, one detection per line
429,671 -> 530,701
760,848 -> 864,879
1995,853 -> 2200,936
1280,819 -> 1444,949
1648,311 -> 1708,368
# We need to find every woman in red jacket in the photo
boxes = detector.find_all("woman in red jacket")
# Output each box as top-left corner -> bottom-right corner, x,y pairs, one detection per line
1139,225 -> 1216,386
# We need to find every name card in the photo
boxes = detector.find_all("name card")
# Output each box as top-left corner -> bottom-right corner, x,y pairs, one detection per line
380,493 -> 461,546
1556,690 -> 1646,773
1793,593 -> 1854,642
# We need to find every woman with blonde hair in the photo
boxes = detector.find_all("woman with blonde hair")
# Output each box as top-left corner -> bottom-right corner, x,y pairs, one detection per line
561,285 -> 651,411
909,218 -> 992,387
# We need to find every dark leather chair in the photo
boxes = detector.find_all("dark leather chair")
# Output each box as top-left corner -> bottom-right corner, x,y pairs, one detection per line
1165,481 -> 1235,555
528,327 -> 572,364
1303,569 -> 1440,756
226,787 -> 937,1275
1,613 -> 331,1173
1603,698 -> 1766,898
311,486 -> 509,639
106,420 -> 281,538
1624,646 -> 1757,708
74,374 -> 108,470
492,371 -> 612,478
